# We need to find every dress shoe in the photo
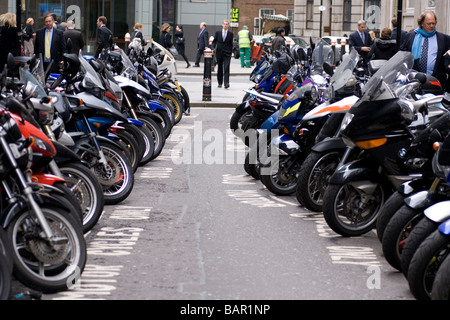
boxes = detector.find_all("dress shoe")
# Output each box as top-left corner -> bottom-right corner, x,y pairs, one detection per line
225,84 -> 230,89
186,64 -> 191,68
218,84 -> 222,88
184,110 -> 190,116
193,64 -> 200,67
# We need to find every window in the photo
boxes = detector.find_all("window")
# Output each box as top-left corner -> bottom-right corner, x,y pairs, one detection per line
306,0 -> 314,29
259,8 -> 274,35
254,17 -> 260,35
343,0 -> 352,31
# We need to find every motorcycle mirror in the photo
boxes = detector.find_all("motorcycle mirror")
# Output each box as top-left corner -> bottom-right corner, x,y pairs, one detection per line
7,53 -> 15,72
147,47 -> 153,56
323,62 -> 334,76
414,72 -> 427,85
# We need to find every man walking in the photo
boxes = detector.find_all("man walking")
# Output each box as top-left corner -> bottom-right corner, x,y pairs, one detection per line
34,13 -> 66,73
194,22 -> 209,67
400,10 -> 450,88
237,25 -> 252,68
64,20 -> 84,54
348,20 -> 373,74
95,16 -> 113,58
212,19 -> 233,88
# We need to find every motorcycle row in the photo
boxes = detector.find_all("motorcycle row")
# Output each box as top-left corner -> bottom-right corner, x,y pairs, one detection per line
231,39 -> 450,300
0,40 -> 188,299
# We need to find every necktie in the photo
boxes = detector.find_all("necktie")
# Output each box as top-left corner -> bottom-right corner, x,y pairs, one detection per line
223,30 -> 226,41
360,32 -> 365,44
419,37 -> 428,73
45,29 -> 51,59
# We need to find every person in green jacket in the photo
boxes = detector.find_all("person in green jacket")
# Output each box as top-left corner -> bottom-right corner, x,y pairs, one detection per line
237,25 -> 253,68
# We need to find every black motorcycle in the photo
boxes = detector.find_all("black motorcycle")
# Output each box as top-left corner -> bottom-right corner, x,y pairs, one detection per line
322,51 -> 447,237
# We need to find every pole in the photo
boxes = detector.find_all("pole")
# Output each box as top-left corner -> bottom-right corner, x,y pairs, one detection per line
396,0 -> 403,50
202,48 -> 213,101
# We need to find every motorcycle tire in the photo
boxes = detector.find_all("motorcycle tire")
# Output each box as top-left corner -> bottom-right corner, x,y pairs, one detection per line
230,109 -> 253,142
59,162 -> 105,234
375,191 -> 406,242
137,114 -> 165,162
381,204 -> 423,272
296,150 -> 343,212
0,251 -> 11,300
0,228 -> 13,275
52,181 -> 84,226
407,229 -> 450,300
431,254 -> 450,300
7,204 -> 87,293
180,85 -> 191,114
401,216 -> 439,278
94,140 -> 134,205
322,182 -> 386,237
154,109 -> 174,139
162,92 -> 183,125
259,153 -> 301,195
244,151 -> 260,180
116,129 -> 142,172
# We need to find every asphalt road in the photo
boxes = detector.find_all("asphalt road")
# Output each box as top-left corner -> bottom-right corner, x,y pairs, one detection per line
34,107 -> 414,301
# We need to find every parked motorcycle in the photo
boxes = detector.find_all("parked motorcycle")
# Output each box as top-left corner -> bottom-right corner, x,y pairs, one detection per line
322,51 -> 446,237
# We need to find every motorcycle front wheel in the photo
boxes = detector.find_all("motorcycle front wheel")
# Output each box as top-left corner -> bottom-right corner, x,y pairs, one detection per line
59,162 -> 105,233
322,182 -> 386,237
431,254 -> 450,300
259,154 -> 301,195
94,141 -> 134,205
7,204 -> 87,293
296,150 -> 342,212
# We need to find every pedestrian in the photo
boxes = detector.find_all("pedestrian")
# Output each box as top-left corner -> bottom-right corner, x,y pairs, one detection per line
23,17 -> 35,57
400,10 -> 450,87
212,19 -> 233,88
391,17 -> 407,45
34,13 -> 66,73
95,16 -> 114,58
369,30 -> 376,42
64,20 -> 84,54
128,22 -> 145,54
271,28 -> 287,53
50,13 -> 65,32
348,20 -> 373,74
0,12 -> 19,70
174,25 -> 191,68
368,27 -> 397,61
193,22 -> 209,67
237,25 -> 253,68
159,23 -> 173,49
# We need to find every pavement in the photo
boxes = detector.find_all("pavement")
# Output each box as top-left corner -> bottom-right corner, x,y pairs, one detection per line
173,56 -> 253,108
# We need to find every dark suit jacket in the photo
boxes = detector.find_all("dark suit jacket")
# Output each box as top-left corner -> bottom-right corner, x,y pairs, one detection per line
348,30 -> 373,63
400,30 -> 450,86
212,29 -> 233,58
197,28 -> 209,50
34,27 -> 66,72
391,28 -> 407,45
95,25 -> 113,58
64,29 -> 85,54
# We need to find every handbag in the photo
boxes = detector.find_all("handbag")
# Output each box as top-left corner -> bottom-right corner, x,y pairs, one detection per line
169,47 -> 179,56
176,37 -> 184,45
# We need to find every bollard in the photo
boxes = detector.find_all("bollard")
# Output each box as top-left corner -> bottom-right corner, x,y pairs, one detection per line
202,47 -> 213,101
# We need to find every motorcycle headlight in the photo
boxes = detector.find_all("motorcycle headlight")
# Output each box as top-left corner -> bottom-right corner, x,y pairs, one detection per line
309,85 -> 318,102
340,112 -> 354,131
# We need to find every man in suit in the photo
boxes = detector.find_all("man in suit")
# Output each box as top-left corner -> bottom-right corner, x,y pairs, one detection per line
400,10 -> 450,88
95,16 -> 113,58
34,13 -> 66,73
391,17 -> 407,45
212,19 -> 234,88
348,20 -> 373,74
194,22 -> 209,67
64,20 -> 84,54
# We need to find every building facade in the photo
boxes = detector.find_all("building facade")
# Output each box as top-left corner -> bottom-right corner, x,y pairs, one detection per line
292,0 -> 449,39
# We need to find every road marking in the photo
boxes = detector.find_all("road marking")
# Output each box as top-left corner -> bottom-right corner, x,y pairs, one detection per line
140,167 -> 173,179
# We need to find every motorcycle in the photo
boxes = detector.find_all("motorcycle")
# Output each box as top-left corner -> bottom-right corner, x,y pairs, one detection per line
322,51 -> 446,237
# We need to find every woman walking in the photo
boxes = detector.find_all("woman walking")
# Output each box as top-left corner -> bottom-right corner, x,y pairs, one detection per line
174,25 -> 190,68
0,13 -> 19,69
23,17 -> 35,57
159,23 -> 173,49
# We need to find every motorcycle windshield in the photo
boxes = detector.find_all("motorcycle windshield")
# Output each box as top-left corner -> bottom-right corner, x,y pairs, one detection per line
310,40 -> 334,75
19,67 -> 48,99
361,51 -> 414,101
330,48 -> 359,92
79,52 -> 105,90
118,48 -> 139,77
